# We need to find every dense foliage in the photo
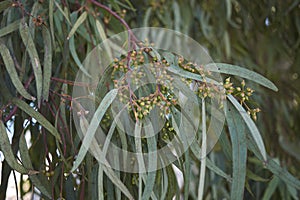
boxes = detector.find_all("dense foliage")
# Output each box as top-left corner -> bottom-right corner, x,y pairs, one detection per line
0,0 -> 299,199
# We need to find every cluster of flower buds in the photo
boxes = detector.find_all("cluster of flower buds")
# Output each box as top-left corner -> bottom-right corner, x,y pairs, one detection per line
224,77 -> 260,120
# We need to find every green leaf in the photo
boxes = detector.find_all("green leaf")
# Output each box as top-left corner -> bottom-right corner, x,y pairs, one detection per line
205,63 -> 278,91
42,26 -> 52,101
0,120 -> 28,174
0,20 -> 21,38
0,0 -> 11,13
0,43 -> 35,100
19,22 -> 43,106
53,1 -> 71,25
183,149 -> 190,200
69,36 -> 91,77
28,2 -> 42,38
71,89 -> 118,171
49,0 -> 55,49
95,19 -> 112,59
225,102 -> 247,200
67,11 -> 87,40
168,64 -> 220,85
198,98 -> 207,200
98,164 -> 104,200
103,165 -> 134,200
142,123 -> 157,200
246,169 -> 269,182
190,142 -> 232,181
19,133 -> 52,199
247,135 -> 300,190
11,98 -> 62,143
262,176 -> 280,200
227,94 -> 267,161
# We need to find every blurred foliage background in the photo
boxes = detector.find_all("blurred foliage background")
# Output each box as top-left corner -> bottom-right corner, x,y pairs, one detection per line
0,0 -> 299,199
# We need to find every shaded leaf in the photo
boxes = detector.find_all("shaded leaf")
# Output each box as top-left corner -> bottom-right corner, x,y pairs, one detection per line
0,43 -> 35,100
0,0 -> 11,13
42,27 -> 52,101
11,98 -> 62,142
225,102 -> 247,200
19,22 -> 43,106
262,176 -> 280,200
0,20 -> 21,38
19,133 -> 52,199
0,120 -> 28,174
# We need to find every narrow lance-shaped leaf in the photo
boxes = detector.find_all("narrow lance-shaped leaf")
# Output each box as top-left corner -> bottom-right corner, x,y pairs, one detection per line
95,19 -> 113,59
142,122 -> 157,200
247,136 -> 300,190
0,120 -> 28,174
19,22 -> 43,106
134,122 -> 143,200
205,63 -> 278,91
0,0 -> 11,13
0,43 -> 35,100
69,36 -> 91,77
225,102 -> 247,200
53,0 -> 71,25
71,89 -> 118,171
19,133 -> 52,199
42,26 -> 52,101
79,113 -> 134,200
67,11 -> 87,40
227,94 -> 267,161
11,98 -> 62,143
49,0 -> 55,49
0,20 -> 21,38
198,98 -> 207,200
262,176 -> 280,200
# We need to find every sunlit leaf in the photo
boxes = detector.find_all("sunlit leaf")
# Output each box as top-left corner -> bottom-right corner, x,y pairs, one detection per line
67,11 -> 87,40
228,94 -> 267,161
71,89 -> 118,171
205,63 -> 278,91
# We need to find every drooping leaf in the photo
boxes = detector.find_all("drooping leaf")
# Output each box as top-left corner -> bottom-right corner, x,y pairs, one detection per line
67,11 -> 87,40
0,0 -> 11,13
19,22 -> 43,106
42,26 -> 52,101
225,102 -> 247,200
247,134 -> 300,190
205,63 -> 278,91
11,98 -> 62,142
141,123 -> 157,200
0,43 -> 35,100
71,89 -> 118,171
0,20 -> 21,38
0,120 -> 28,174
262,176 -> 280,200
69,36 -> 91,77
49,0 -> 55,48
19,133 -> 52,199
227,94 -> 267,161
198,98 -> 207,200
